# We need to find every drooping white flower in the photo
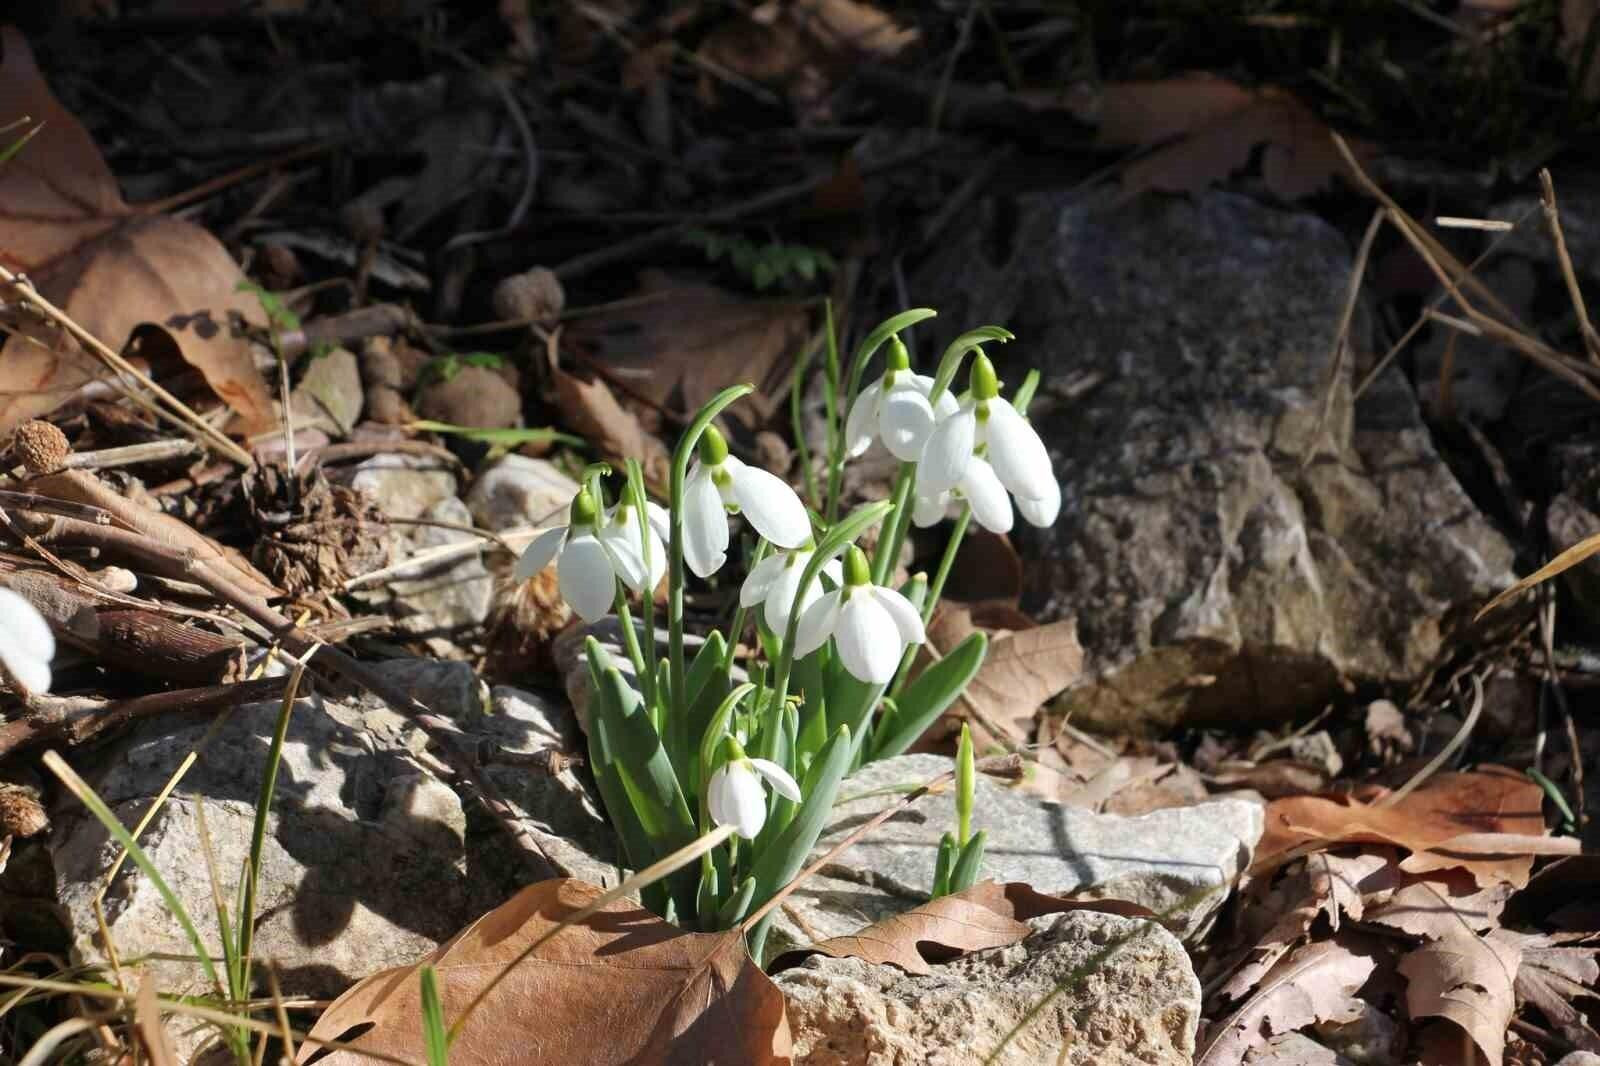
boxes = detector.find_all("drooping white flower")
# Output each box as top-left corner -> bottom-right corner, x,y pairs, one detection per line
844,336 -> 961,462
919,352 -> 1054,505
683,426 -> 810,578
707,743 -> 802,839
515,488 -> 663,622
912,454 -> 1015,534
1016,475 -> 1061,528
739,546 -> 843,637
795,546 -> 926,684
0,587 -> 54,694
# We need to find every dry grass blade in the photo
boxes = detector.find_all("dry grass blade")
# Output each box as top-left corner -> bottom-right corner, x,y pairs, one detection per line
135,975 -> 180,1066
1301,206 -> 1384,471
1477,531 -> 1600,620
1538,168 -> 1600,365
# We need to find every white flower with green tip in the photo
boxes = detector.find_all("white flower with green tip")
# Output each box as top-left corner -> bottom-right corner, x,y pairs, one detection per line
514,488 -> 666,622
919,352 -> 1055,504
707,736 -> 802,839
844,335 -> 961,462
683,425 -> 811,578
795,546 -> 926,683
739,545 -> 843,636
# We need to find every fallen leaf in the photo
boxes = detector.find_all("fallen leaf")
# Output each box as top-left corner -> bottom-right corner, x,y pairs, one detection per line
0,27 -> 273,435
299,878 -> 791,1066
565,271 -> 809,428
1199,938 -> 1378,1066
697,0 -> 917,99
947,610 -> 1084,748
1398,927 -> 1519,1066
1218,852 -> 1396,1006
790,0 -> 918,58
1252,766 -> 1549,889
769,880 -> 1155,976
1034,74 -> 1366,202
1500,929 -> 1600,1052
550,364 -> 672,489
1365,868 -> 1513,939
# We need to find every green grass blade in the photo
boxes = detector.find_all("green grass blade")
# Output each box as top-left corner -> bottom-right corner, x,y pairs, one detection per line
420,965 -> 450,1066
871,632 -> 988,761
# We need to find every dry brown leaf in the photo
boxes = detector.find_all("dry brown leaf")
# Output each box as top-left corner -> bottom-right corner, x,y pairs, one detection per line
1365,868 -> 1512,940
1199,938 -> 1378,1066
791,0 -> 918,58
922,606 -> 1083,748
0,27 -> 273,435
299,878 -> 791,1066
1501,929 -> 1600,1052
1398,927 -> 1520,1066
1252,766 -> 1549,889
565,271 -> 808,428
1038,74 -> 1366,202
697,0 -> 916,95
770,880 -> 1155,976
550,364 -> 672,489
1219,852 -> 1396,1006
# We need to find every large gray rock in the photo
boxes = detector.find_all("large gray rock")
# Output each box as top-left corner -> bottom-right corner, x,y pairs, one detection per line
464,454 -> 578,532
47,664 -> 613,1002
915,190 -> 1515,732
769,754 -> 1261,953
776,910 -> 1201,1066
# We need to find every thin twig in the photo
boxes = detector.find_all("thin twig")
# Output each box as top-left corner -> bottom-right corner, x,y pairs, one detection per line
1539,168 -> 1600,366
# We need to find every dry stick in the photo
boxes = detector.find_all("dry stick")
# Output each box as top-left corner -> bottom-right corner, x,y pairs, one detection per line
1377,672 -> 1483,807
1539,168 -> 1600,366
0,678 -> 288,758
1300,207 -> 1384,473
0,267 -> 253,466
741,754 -> 1024,934
62,439 -> 201,472
1538,592 -> 1587,828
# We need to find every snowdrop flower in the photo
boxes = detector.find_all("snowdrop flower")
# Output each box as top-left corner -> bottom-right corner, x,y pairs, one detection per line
598,496 -> 670,593
919,353 -> 1054,505
0,587 -> 54,694
739,545 -> 843,637
912,454 -> 1016,534
515,488 -> 664,622
707,737 -> 802,839
1015,475 -> 1061,528
683,426 -> 810,578
844,336 -> 961,462
795,546 -> 926,684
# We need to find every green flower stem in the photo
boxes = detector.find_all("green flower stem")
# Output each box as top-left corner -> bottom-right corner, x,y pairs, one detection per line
668,385 -> 755,737
723,539 -> 771,675
821,300 -> 844,522
791,332 -> 824,510
624,460 -> 658,711
767,501 -> 894,730
871,463 -> 917,586
923,504 -> 972,623
612,583 -> 654,726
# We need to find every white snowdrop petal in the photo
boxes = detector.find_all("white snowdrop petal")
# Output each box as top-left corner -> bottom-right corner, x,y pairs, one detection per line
707,766 -> 742,835
961,456 -> 1014,534
985,399 -> 1056,501
918,408 -> 976,493
559,535 -> 617,623
683,468 -> 730,578
0,589 -> 53,693
599,524 -> 649,592
740,551 -> 789,607
820,558 -> 843,586
749,758 -> 802,802
913,489 -> 948,528
794,589 -> 842,658
879,387 -> 937,462
1018,477 -> 1061,528
933,389 -> 961,419
762,563 -> 801,635
843,382 -> 881,458
514,525 -> 566,580
728,764 -> 769,838
834,592 -> 902,684
874,586 -> 926,647
730,463 -> 811,549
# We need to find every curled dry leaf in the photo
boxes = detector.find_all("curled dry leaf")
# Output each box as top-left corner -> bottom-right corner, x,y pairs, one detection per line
1252,766 -> 1551,889
921,606 -> 1083,748
550,364 -> 672,490
0,28 -> 274,435
1032,73 -> 1368,202
1501,928 -> 1600,1052
299,878 -> 791,1066
769,880 -> 1155,976
1398,927 -> 1520,1066
564,271 -> 809,427
1198,938 -> 1378,1066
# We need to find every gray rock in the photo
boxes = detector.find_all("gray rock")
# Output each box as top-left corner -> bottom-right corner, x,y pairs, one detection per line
385,495 -> 494,653
1411,258 -> 1533,423
915,189 -> 1515,732
1556,1054 -> 1600,1066
347,452 -> 457,520
465,454 -> 578,532
770,754 -> 1261,953
776,910 -> 1200,1066
290,347 -> 364,437
47,665 -> 613,1003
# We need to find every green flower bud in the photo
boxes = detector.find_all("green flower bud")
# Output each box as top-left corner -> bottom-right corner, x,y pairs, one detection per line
570,487 -> 599,527
956,722 -> 975,846
970,351 -> 1000,402
698,424 -> 730,466
842,545 -> 872,588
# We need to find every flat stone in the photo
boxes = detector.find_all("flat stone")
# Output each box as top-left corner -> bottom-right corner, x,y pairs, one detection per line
385,495 -> 494,653
290,347 -> 364,437
776,910 -> 1201,1066
914,189 -> 1516,732
347,452 -> 457,520
465,454 -> 578,532
769,754 -> 1261,953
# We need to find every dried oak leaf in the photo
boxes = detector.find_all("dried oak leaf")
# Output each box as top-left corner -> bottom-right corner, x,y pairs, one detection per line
1499,928 -> 1600,1053
299,878 -> 791,1066
1252,766 -> 1560,889
550,364 -> 672,489
0,27 -> 273,435
769,880 -> 1155,976
1398,927 -> 1520,1066
1199,938 -> 1378,1066
1033,73 -> 1368,202
564,271 -> 809,428
921,606 -> 1083,748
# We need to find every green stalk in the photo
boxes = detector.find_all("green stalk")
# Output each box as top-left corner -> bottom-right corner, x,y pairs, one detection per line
624,459 -> 658,712
668,385 -> 755,735
923,505 -> 972,623
872,464 -> 918,586
790,330 -> 824,510
926,326 -> 1014,406
723,539 -> 770,675
822,299 -> 846,522
612,584 -> 654,727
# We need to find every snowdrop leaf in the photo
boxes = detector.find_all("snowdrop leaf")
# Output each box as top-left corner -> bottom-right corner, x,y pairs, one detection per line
949,831 -> 988,894
929,325 -> 1015,402
872,631 -> 988,761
